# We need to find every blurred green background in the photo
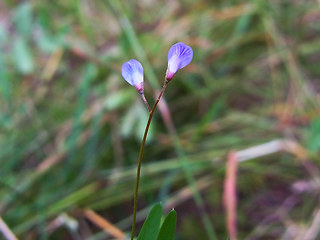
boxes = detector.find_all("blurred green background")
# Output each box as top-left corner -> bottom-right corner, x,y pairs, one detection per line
1,0 -> 320,239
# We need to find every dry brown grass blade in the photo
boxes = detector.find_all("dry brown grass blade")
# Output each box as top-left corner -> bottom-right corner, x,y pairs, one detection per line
164,176 -> 213,211
41,48 -> 63,81
223,151 -> 238,240
210,3 -> 253,20
36,107 -> 114,173
84,209 -> 126,240
0,217 -> 18,240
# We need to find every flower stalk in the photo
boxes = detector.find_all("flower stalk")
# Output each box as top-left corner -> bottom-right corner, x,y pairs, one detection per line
139,92 -> 151,113
130,80 -> 169,240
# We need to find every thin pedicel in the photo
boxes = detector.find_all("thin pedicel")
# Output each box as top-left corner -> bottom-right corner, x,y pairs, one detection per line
121,59 -> 151,112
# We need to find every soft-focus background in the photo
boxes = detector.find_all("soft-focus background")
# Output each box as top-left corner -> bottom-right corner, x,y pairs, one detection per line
1,0 -> 320,239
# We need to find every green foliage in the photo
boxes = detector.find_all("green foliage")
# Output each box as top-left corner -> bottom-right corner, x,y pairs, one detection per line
13,37 -> 34,74
13,2 -> 32,37
137,204 -> 177,240
157,210 -> 177,240
0,54 -> 11,100
137,204 -> 162,240
307,117 -> 320,152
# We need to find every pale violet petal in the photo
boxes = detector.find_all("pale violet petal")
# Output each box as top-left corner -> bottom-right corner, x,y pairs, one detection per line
166,42 -> 193,80
121,59 -> 144,88
168,55 -> 180,74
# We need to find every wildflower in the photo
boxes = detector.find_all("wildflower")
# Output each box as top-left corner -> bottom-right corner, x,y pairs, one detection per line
121,59 -> 144,93
166,42 -> 193,81
121,59 -> 151,112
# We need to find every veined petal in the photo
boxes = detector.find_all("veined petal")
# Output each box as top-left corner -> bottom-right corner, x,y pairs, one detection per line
121,59 -> 144,92
166,42 -> 193,80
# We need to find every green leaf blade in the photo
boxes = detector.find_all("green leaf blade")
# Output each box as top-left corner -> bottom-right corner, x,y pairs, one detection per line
13,37 -> 34,74
137,203 -> 162,240
13,2 -> 33,37
157,210 -> 177,240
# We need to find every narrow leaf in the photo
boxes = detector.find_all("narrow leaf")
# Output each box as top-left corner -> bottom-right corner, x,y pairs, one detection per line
0,54 -> 11,99
13,37 -> 34,74
13,3 -> 33,37
157,210 -> 177,240
137,203 -> 162,240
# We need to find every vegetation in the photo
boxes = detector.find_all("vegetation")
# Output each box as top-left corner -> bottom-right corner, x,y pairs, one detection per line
0,0 -> 319,239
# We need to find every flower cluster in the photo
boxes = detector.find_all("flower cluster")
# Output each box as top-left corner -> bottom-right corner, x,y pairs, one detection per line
121,42 -> 193,111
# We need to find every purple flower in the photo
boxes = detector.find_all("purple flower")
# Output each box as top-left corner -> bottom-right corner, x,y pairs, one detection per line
166,42 -> 193,81
121,59 -> 144,93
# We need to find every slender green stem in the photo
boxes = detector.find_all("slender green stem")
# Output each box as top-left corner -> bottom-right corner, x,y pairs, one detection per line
131,80 -> 168,240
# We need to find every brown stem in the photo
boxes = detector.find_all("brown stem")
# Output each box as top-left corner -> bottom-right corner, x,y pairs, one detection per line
131,80 -> 168,240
